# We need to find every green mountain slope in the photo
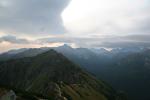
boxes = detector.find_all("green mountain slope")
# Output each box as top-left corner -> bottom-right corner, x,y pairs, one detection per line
0,50 -> 117,100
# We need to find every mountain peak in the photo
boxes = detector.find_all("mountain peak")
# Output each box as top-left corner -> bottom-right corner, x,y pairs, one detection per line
61,44 -> 72,48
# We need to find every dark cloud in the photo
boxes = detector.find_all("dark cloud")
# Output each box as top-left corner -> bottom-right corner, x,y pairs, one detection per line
0,35 -> 30,44
0,0 -> 70,35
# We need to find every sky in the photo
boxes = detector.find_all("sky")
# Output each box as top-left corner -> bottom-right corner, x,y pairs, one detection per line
0,0 -> 150,52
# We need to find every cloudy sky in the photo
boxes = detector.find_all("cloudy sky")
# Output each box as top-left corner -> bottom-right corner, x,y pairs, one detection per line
0,0 -> 150,52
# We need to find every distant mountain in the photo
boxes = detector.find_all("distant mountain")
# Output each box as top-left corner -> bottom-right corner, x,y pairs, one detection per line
0,50 -> 117,100
54,45 -> 109,72
0,45 -> 110,72
110,47 -> 144,53
0,48 -> 49,61
89,48 -> 110,56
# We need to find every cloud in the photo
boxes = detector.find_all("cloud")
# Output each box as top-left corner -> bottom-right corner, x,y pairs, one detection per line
0,35 -> 30,44
99,41 -> 150,48
0,34 -> 150,53
122,35 -> 150,42
0,0 -> 70,35
62,0 -> 150,35
74,34 -> 150,48
37,37 -> 72,43
0,0 -> 150,52
36,34 -> 150,48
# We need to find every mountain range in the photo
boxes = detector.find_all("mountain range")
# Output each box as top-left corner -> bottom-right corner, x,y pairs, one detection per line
0,45 -> 149,100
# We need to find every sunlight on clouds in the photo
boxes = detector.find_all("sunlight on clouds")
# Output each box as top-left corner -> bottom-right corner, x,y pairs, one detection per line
0,32 -> 6,36
0,41 -> 14,53
62,0 -> 99,22
62,0 -> 149,35
0,0 -> 150,51
0,0 -> 11,7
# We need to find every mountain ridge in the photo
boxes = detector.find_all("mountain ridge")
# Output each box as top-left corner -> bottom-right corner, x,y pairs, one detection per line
0,49 -> 117,100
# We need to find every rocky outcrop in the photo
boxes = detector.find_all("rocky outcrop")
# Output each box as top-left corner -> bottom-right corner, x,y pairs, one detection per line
0,90 -> 16,100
